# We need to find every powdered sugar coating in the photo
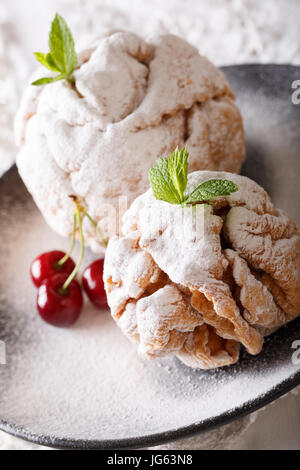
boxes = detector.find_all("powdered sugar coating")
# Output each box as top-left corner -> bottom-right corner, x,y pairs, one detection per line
104,171 -> 300,369
15,31 -> 245,253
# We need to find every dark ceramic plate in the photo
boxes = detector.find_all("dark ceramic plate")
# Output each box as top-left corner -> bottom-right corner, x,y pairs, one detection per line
0,65 -> 299,450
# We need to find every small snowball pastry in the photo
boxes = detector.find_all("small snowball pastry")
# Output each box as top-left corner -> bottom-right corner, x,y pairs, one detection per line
15,31 -> 245,253
104,171 -> 300,369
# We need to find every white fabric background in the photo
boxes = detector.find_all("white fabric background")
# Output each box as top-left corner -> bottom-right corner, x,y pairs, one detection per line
0,0 -> 299,450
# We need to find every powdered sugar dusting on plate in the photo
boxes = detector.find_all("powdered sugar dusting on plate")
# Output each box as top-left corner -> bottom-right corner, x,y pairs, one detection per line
0,171 -> 299,442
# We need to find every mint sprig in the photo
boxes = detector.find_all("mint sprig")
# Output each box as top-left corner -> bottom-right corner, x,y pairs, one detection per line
185,179 -> 239,204
168,147 -> 189,202
32,14 -> 77,86
149,158 -> 182,204
149,147 -> 239,205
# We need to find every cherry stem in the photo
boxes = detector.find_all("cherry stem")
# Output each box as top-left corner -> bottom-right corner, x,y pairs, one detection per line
58,195 -> 107,294
82,209 -> 108,248
60,205 -> 84,294
57,212 -> 77,268
68,194 -> 107,248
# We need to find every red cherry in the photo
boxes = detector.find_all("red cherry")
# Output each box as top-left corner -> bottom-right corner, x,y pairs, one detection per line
31,251 -> 76,287
82,259 -> 108,309
37,273 -> 83,327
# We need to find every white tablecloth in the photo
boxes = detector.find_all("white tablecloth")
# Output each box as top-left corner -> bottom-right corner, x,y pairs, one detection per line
0,0 -> 299,450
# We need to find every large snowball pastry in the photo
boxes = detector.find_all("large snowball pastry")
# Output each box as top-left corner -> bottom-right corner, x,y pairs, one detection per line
15,32 -> 245,252
104,171 -> 300,370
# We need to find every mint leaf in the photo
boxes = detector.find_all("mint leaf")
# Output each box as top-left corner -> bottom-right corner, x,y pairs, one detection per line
149,158 -> 182,204
31,75 -> 65,86
168,147 -> 188,202
185,179 -> 239,204
49,13 -> 77,75
149,148 -> 239,207
34,52 -> 60,72
32,13 -> 77,86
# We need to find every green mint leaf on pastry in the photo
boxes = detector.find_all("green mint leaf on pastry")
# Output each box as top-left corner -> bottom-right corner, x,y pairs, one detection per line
49,14 -> 77,75
149,147 -> 239,205
184,179 -> 239,204
33,52 -> 61,72
31,75 -> 65,86
149,158 -> 182,204
168,147 -> 189,202
32,13 -> 77,86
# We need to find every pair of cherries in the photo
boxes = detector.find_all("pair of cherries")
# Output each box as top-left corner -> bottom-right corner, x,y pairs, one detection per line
31,196 -> 108,328
31,252 -> 108,327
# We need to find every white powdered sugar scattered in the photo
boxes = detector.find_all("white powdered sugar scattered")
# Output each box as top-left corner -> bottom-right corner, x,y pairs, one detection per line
0,190 -> 299,449
1,0 -> 300,451
0,5 -> 28,177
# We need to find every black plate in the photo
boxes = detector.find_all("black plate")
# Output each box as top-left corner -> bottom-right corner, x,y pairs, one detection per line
0,65 -> 299,450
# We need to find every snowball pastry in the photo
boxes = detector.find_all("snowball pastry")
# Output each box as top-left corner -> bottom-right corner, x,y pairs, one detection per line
15,32 -> 245,252
104,171 -> 300,369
